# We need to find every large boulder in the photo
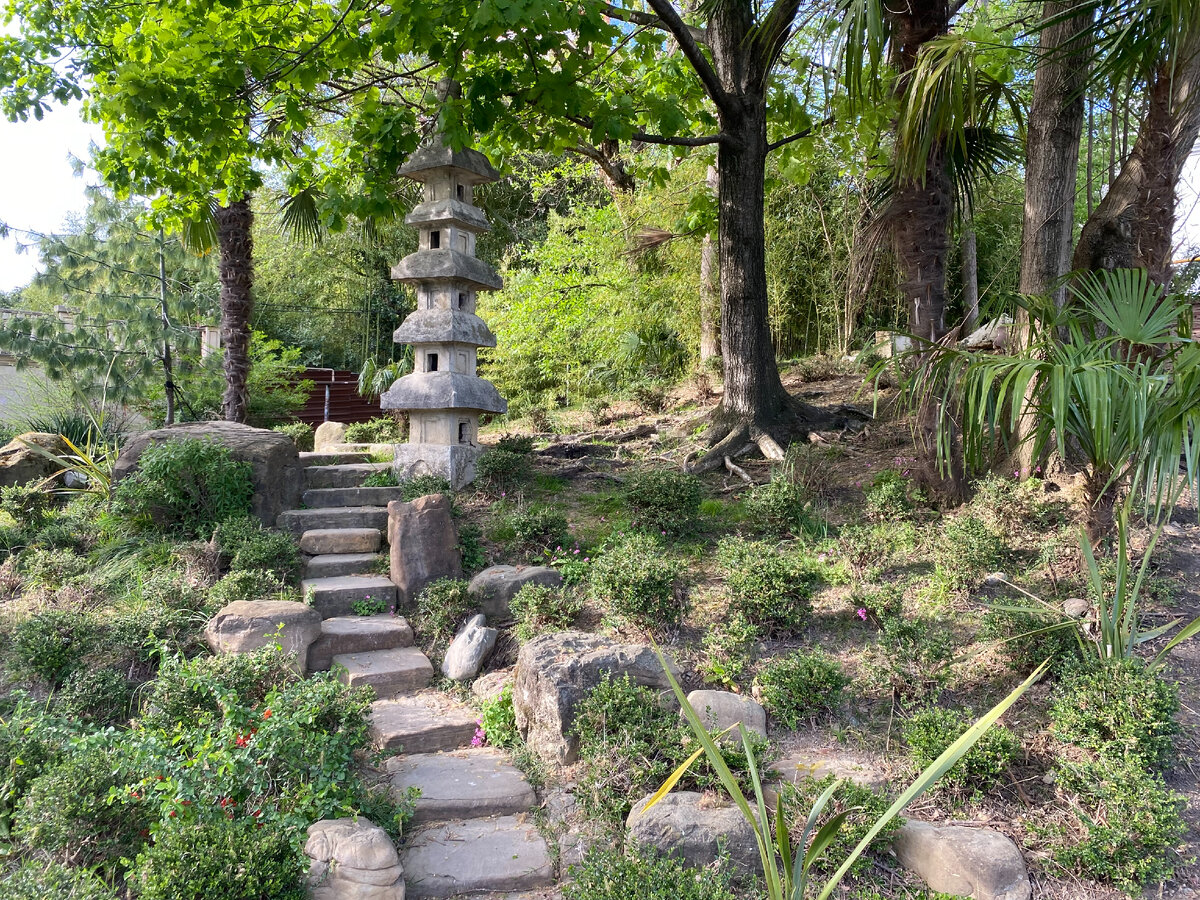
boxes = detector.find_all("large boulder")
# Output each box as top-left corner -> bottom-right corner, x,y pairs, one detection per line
685,690 -> 767,738
304,817 -> 406,900
468,565 -> 563,619
892,821 -> 1031,900
204,600 -> 321,672
626,791 -> 759,873
112,421 -> 302,525
0,432 -> 67,488
513,631 -> 678,765
314,421 -> 348,451
441,614 -> 497,681
388,494 -> 461,606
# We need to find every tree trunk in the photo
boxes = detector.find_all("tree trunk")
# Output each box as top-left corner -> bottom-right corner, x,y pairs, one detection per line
962,222 -> 979,333
216,197 -> 254,423
892,148 -> 953,342
699,164 -> 721,363
157,230 -> 176,426
1073,41 -> 1200,285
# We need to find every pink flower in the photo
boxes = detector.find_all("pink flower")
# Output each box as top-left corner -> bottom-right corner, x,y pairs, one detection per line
857,608 -> 867,621
471,724 -> 486,747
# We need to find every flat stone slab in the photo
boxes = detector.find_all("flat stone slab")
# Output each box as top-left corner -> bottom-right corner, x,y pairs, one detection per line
308,615 -> 414,671
626,790 -> 758,874
334,646 -> 433,698
302,575 -> 397,619
371,695 -> 480,753
386,749 -> 537,824
300,528 -> 382,555
305,552 -> 385,579
303,487 -> 409,509
301,451 -> 371,465
305,463 -> 392,490
279,507 -> 390,536
686,690 -> 767,738
892,821 -> 1031,900
401,816 -> 555,899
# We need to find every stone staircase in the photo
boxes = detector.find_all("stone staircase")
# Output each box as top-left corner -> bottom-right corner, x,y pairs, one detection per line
277,448 -> 554,898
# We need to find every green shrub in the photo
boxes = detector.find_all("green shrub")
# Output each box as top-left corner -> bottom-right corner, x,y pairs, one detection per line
214,516 -> 302,583
271,421 -> 314,452
496,433 -> 536,454
413,579 -> 474,655
137,569 -> 209,612
134,814 -> 305,900
0,860 -> 119,900
15,740 -> 152,869
0,696 -> 72,837
57,668 -> 134,724
933,515 -> 1004,590
978,606 -> 1081,674
780,775 -> 900,877
1050,755 -> 1186,892
12,609 -> 97,685
344,416 -> 404,443
631,383 -> 668,415
564,846 -> 741,900
1049,658 -> 1179,767
862,468 -> 915,521
0,480 -> 53,528
476,448 -> 532,491
0,523 -> 29,560
457,523 -> 486,573
623,468 -> 702,536
479,684 -> 520,749
398,473 -> 452,500
699,613 -> 760,689
755,649 -> 849,727
18,547 -> 88,588
588,533 -> 684,629
838,522 -> 918,579
111,438 -> 254,539
510,582 -> 584,640
861,617 -> 955,700
361,468 -> 400,487
209,569 -> 292,606
970,473 -> 1054,532
505,505 -> 570,550
744,474 -> 814,537
718,537 -> 816,635
902,707 -> 1019,795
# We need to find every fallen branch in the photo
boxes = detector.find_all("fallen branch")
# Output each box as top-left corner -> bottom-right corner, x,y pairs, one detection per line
724,456 -> 753,483
752,430 -> 786,461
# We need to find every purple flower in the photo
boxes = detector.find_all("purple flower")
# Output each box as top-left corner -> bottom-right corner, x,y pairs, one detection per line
471,724 -> 486,747
857,608 -> 867,621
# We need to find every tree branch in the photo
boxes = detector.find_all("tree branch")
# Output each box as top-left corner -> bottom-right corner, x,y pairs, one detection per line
601,3 -> 707,44
565,113 -> 723,147
752,0 -> 804,85
641,0 -> 734,117
766,114 -> 833,152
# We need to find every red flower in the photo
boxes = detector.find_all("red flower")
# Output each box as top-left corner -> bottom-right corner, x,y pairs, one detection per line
168,810 -> 176,818
262,709 -> 272,719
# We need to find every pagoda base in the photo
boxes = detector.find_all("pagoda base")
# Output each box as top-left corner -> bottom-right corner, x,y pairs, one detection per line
391,443 -> 483,490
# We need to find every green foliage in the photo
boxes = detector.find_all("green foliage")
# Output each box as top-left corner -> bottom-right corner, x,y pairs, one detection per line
397,474 -> 452,500
780,776 -> 900,877
18,547 -> 89,589
135,815 -> 305,900
587,533 -> 684,629
978,605 -> 1081,675
744,472 -> 815,537
345,416 -> 404,443
969,473 -> 1055,533
496,433 -> 536,454
478,684 -> 520,750
12,610 -> 98,686
0,481 -> 53,529
351,595 -> 388,616
509,582 -> 583,641
862,617 -> 955,700
0,860 -> 119,900
755,649 -> 849,728
111,438 -> 254,539
215,516 -> 301,584
563,846 -> 741,900
503,505 -> 570,550
457,523 -> 486,573
57,668 -> 135,725
699,613 -> 760,690
272,421 -> 314,452
862,468 -> 915,522
902,707 -> 1018,795
623,468 -> 702,536
932,515 -> 1004,591
1049,658 -> 1180,768
718,537 -> 816,635
0,696 -> 73,840
361,468 -> 399,487
476,449 -> 532,492
208,569 -> 292,607
1050,756 -> 1186,892
413,579 -> 474,656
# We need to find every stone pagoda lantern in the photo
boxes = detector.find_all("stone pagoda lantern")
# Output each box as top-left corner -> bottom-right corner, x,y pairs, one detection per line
380,136 -> 507,488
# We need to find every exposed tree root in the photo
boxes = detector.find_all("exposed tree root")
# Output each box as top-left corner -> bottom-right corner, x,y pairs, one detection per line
724,456 -> 753,483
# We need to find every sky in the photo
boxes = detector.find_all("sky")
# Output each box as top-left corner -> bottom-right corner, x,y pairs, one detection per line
2,99 -> 1200,292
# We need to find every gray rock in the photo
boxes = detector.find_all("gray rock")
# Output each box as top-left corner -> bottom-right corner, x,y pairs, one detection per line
385,749 -> 536,823
514,631 -> 678,765
468,565 -> 563,619
304,817 -> 405,900
204,601 -> 321,672
892,821 -> 1031,900
388,494 -> 462,607
770,749 -> 888,792
982,572 -> 1009,587
685,690 -> 766,738
314,422 -> 348,452
472,669 -> 513,702
1064,597 -> 1090,619
0,432 -> 67,488
441,614 -> 497,681
113,421 -> 302,526
400,815 -> 554,899
626,791 -> 759,873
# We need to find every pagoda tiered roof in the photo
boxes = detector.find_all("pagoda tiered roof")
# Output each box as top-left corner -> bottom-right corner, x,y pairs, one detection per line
392,309 -> 497,348
380,371 -> 507,414
390,250 -> 503,291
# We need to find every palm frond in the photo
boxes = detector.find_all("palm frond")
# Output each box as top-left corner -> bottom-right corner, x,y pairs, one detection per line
181,197 -> 219,255
280,186 -> 325,246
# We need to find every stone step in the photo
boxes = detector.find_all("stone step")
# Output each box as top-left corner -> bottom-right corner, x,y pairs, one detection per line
385,749 -> 537,825
302,487 -> 407,509
307,614 -> 414,671
302,575 -> 397,619
300,529 -> 382,556
278,506 -> 389,536
401,816 -> 555,899
300,451 -> 372,466
305,552 -> 384,579
304,463 -> 392,490
370,695 -> 479,753
334,646 -> 433,698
